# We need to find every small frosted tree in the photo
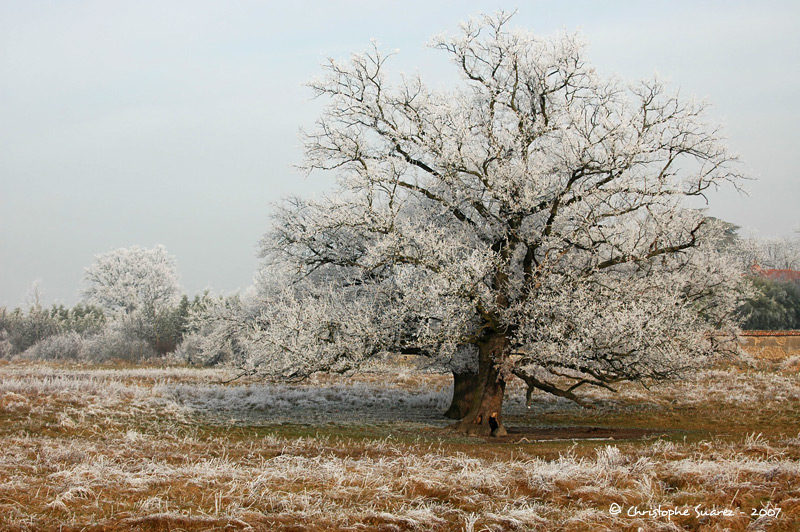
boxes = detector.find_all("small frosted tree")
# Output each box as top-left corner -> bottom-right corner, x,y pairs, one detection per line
82,245 -> 181,353
740,233 -> 800,271
248,12 -> 747,435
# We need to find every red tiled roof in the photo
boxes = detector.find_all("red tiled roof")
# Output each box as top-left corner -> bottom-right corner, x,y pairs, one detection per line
762,269 -> 800,282
751,264 -> 800,282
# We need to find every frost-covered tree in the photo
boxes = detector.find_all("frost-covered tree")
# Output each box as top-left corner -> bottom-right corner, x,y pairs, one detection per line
739,233 -> 800,271
82,245 -> 180,316
82,245 -> 182,353
0,289 -> 61,356
179,291 -> 256,367
248,12 -> 747,435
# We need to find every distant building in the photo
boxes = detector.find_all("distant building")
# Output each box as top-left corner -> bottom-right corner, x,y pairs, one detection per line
750,264 -> 800,283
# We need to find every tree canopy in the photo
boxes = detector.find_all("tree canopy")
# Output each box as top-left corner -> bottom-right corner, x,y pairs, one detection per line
82,245 -> 181,317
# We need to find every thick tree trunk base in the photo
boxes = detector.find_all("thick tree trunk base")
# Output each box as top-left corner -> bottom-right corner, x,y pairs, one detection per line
449,334 -> 508,437
444,371 -> 478,420
451,408 -> 507,437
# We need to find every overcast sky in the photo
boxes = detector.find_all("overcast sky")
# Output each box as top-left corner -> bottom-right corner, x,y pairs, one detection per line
2,0 -> 799,308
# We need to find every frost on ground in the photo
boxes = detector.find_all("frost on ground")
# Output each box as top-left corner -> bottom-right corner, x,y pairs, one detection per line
163,375 -> 453,426
0,362 -> 798,531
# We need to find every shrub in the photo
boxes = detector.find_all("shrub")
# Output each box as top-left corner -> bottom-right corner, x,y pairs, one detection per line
173,332 -> 231,367
0,307 -> 61,355
20,331 -> 84,361
0,329 -> 12,359
82,324 -> 158,363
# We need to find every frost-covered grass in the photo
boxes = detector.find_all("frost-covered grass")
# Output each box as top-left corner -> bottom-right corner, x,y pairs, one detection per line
0,361 -> 798,531
164,374 -> 453,426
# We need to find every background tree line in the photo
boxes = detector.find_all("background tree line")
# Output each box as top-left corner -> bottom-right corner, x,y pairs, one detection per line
1,221 -> 797,368
0,247 -> 211,362
738,231 -> 800,330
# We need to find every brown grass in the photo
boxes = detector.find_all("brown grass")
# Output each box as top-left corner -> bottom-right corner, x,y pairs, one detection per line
0,361 -> 798,531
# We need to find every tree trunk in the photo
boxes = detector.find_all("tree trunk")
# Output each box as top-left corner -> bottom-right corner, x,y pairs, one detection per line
444,370 -> 478,419
451,334 -> 508,436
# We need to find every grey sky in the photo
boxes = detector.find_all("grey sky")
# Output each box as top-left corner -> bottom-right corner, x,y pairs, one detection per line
2,1 -> 799,308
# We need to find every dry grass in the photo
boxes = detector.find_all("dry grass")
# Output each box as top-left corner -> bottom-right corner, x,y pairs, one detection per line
0,360 -> 798,531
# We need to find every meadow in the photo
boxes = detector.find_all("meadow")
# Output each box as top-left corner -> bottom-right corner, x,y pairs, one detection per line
0,358 -> 798,531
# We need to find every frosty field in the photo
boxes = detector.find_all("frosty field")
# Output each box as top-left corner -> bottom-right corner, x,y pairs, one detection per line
1,360 -> 799,531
